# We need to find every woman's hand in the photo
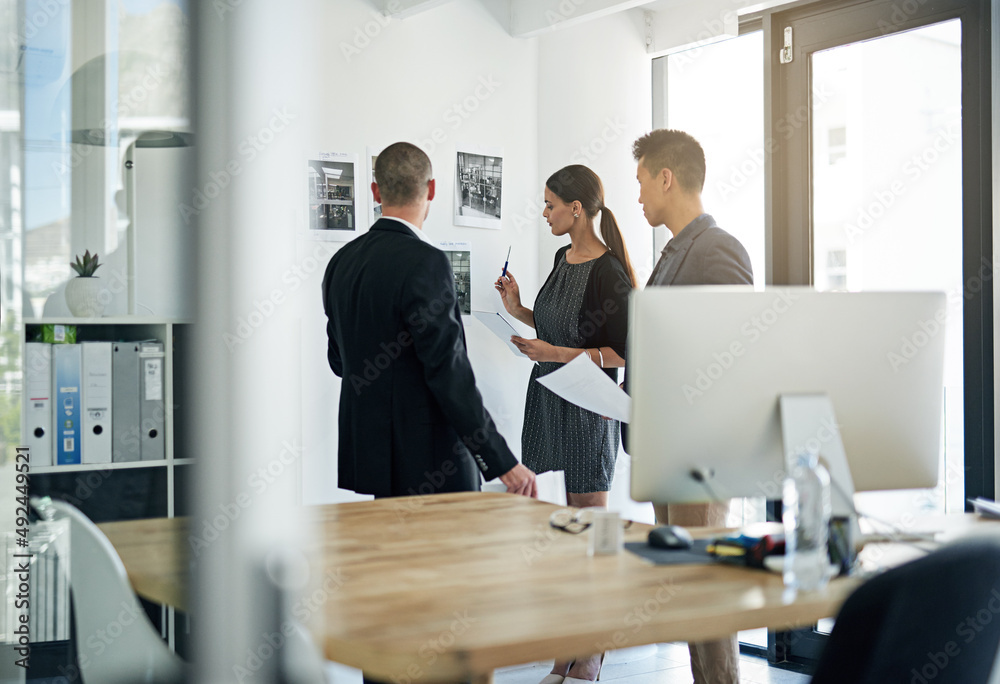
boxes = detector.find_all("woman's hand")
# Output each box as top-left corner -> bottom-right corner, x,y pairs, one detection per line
494,270 -> 522,315
511,336 -> 566,363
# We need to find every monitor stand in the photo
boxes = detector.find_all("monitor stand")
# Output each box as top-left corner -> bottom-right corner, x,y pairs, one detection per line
779,393 -> 861,568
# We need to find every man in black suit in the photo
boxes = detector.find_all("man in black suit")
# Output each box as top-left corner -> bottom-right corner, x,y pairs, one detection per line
322,142 -> 536,499
633,129 -> 753,684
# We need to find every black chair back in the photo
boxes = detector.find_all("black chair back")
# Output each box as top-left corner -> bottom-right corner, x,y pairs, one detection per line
812,536 -> 1000,684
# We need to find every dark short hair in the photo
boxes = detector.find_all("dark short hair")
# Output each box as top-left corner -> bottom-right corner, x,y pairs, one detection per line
632,129 -> 706,193
374,142 -> 433,206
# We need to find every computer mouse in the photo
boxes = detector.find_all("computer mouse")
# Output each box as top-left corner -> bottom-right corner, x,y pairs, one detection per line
647,524 -> 694,550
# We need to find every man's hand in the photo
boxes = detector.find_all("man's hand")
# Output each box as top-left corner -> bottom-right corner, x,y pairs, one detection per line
499,463 -> 538,498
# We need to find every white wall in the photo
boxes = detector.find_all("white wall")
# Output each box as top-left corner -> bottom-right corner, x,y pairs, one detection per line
301,0 -> 542,503
536,10 -> 656,283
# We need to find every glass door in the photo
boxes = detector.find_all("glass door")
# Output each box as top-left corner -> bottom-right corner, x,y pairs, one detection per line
768,0 -> 992,666
811,20 -> 964,518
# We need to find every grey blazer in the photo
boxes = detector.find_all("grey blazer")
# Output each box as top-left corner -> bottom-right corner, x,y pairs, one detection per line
647,214 -> 753,287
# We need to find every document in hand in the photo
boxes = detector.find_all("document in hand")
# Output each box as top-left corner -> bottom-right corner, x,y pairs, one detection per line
535,352 -> 631,423
471,311 -> 527,357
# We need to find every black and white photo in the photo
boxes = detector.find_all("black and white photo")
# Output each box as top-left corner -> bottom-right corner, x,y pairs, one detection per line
308,152 -> 361,241
367,146 -> 383,226
436,240 -> 472,314
454,145 -> 503,230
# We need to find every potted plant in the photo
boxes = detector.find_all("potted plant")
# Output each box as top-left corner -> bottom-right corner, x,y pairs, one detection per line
65,250 -> 107,317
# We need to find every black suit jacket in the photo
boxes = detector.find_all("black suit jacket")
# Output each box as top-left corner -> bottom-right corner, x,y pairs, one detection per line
322,218 -> 517,497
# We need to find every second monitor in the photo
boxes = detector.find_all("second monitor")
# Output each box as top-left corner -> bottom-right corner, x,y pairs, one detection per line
628,288 -> 947,504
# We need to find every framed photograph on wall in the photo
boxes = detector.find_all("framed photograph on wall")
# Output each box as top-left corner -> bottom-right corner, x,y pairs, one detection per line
454,144 -> 503,230
307,152 -> 362,241
435,240 -> 473,315
367,145 -> 383,227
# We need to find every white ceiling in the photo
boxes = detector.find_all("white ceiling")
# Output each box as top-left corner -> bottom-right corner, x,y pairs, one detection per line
371,0 -> 800,43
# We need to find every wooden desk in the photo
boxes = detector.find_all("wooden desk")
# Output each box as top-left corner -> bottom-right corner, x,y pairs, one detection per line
100,492 -> 866,683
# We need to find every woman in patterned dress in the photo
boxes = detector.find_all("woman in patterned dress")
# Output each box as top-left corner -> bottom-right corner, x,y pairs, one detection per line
494,165 -> 636,684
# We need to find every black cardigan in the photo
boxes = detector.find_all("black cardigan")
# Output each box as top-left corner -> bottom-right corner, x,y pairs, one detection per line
538,245 -> 632,382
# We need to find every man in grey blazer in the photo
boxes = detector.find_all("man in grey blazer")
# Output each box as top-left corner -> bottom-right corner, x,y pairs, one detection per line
322,142 -> 536,500
633,129 -> 752,684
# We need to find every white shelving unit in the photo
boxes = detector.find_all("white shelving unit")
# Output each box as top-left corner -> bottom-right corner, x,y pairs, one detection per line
22,317 -> 191,650
22,317 -> 190,516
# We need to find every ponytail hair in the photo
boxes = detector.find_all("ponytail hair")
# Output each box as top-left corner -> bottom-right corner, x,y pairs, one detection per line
545,165 -> 638,288
597,205 -> 637,288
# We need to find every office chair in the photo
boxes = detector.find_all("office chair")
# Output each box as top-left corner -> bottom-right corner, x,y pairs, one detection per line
44,499 -> 187,684
811,535 -> 1000,684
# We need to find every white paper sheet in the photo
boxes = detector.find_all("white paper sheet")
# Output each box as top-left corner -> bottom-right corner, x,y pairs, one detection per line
471,311 -> 526,357
535,352 -> 631,423
970,497 -> 1000,520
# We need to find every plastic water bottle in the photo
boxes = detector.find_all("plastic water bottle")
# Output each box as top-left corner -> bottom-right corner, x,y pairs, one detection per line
782,450 -> 832,592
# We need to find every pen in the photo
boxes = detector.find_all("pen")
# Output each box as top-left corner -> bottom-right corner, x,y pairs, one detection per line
501,245 -> 511,277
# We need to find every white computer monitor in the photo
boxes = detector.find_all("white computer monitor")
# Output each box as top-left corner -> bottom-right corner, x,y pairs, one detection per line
628,288 -> 947,505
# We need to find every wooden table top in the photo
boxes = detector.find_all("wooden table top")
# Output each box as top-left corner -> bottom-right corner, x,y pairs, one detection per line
101,492 -> 868,682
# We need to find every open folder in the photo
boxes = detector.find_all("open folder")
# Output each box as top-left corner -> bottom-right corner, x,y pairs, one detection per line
535,353 -> 631,423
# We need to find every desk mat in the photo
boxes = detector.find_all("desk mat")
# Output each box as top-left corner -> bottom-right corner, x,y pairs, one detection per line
624,539 -> 720,565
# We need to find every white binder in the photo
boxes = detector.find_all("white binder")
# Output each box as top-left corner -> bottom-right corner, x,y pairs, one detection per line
24,343 -> 53,467
81,342 -> 113,464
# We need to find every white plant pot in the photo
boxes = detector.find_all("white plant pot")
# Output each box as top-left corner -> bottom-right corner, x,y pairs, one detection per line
65,277 -> 107,318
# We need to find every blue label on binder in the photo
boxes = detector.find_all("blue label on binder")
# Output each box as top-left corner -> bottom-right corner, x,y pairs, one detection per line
53,346 -> 82,465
